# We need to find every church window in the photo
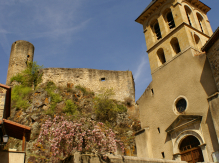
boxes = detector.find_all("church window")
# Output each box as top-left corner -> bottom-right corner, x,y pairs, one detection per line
157,48 -> 166,65
197,13 -> 204,33
185,6 -> 192,26
157,127 -> 160,133
151,89 -> 154,95
176,98 -> 187,113
152,20 -> 162,40
170,37 -> 181,55
166,11 -> 175,29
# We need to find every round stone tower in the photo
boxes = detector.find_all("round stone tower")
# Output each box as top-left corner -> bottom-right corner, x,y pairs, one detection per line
6,40 -> 34,85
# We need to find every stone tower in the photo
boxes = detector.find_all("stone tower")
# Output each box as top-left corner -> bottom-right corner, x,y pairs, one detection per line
135,0 -> 219,162
135,0 -> 212,74
6,40 -> 34,85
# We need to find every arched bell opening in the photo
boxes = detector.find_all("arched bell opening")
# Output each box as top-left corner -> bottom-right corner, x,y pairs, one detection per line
179,135 -> 204,163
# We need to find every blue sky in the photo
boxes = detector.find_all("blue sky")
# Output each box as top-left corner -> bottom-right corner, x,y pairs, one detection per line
0,0 -> 218,101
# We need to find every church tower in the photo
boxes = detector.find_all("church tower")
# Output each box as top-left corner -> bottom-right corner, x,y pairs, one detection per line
135,0 -> 219,162
136,0 -> 212,74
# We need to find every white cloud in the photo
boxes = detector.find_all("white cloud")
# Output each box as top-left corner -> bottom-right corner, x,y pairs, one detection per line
0,28 -> 11,55
134,54 -> 148,82
25,18 -> 91,40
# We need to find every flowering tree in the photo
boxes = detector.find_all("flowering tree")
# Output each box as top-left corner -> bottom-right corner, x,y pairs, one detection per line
36,116 -> 124,161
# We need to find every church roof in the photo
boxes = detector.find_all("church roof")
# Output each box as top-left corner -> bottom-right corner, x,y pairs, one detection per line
135,0 -> 157,24
135,0 -> 157,21
202,27 -> 219,52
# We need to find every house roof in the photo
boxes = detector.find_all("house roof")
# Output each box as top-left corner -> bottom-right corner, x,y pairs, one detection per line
202,27 -> 219,52
0,119 -> 31,141
0,83 -> 11,119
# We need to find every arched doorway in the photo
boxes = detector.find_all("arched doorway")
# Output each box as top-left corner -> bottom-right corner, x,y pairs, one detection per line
179,136 -> 204,163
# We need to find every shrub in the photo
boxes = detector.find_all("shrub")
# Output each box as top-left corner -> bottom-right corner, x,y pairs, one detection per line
62,100 -> 77,115
116,104 -> 127,113
11,85 -> 32,110
37,116 -> 123,162
75,85 -> 94,96
10,61 -> 43,89
44,81 -> 63,115
94,88 -> 127,123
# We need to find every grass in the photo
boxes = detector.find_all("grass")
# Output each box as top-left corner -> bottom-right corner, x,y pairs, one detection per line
44,81 -> 62,116
75,85 -> 94,96
11,85 -> 33,110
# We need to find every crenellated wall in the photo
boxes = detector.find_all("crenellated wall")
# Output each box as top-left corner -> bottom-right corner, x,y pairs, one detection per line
41,68 -> 135,102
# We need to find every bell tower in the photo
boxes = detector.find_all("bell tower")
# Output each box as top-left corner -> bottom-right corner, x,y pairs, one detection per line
136,0 -> 212,75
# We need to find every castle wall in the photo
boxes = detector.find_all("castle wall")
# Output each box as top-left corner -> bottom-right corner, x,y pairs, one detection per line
41,68 -> 135,101
6,40 -> 34,85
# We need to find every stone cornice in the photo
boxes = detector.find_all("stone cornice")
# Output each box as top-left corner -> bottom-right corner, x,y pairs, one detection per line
136,0 -> 210,25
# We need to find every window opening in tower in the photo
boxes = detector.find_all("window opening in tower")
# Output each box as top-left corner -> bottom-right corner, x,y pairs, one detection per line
167,12 -> 175,29
186,13 -> 192,26
154,23 -> 162,40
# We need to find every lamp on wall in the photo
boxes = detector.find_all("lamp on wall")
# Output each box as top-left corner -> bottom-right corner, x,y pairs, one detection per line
0,123 -> 9,145
3,135 -> 8,144
0,134 -> 8,145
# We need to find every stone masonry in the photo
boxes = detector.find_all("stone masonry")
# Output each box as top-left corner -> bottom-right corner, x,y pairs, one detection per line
6,40 -> 135,102
6,40 -> 34,85
41,68 -> 135,102
0,87 -> 6,119
60,153 -> 186,163
203,31 -> 219,91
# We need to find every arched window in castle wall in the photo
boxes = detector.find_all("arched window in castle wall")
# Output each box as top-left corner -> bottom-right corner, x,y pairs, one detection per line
194,34 -> 202,50
157,48 -> 166,66
185,6 -> 193,26
170,37 -> 181,55
196,13 -> 205,33
151,20 -> 162,40
166,11 -> 175,29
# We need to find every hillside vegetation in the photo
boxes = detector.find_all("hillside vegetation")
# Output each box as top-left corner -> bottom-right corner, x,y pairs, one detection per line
6,62 -> 140,162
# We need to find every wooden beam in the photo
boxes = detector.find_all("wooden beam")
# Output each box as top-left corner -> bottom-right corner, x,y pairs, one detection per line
22,131 -> 26,151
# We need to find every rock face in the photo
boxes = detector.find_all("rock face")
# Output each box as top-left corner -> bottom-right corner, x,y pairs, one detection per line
32,88 -> 48,108
7,83 -> 139,162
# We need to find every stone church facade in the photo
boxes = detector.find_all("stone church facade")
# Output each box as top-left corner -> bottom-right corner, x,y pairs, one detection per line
135,0 -> 219,162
